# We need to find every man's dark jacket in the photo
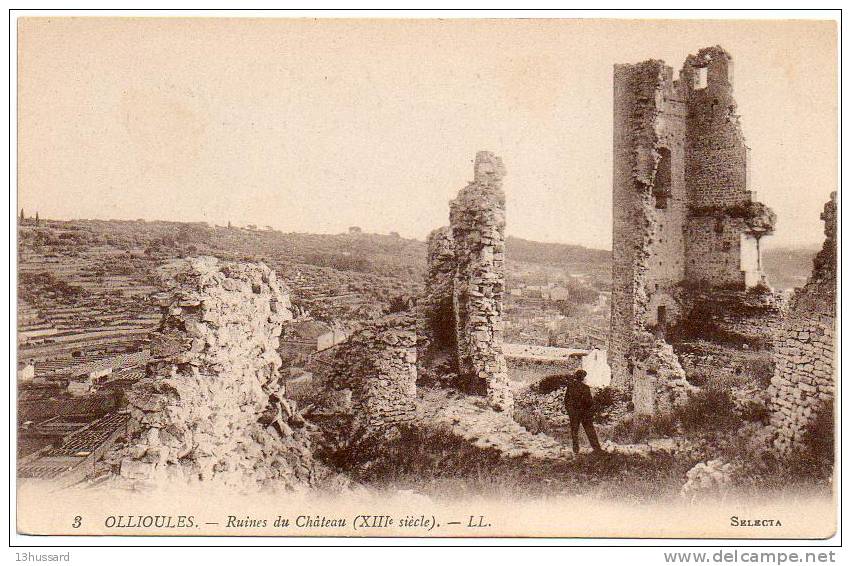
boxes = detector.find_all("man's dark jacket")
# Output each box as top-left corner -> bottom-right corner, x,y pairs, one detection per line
564,378 -> 594,419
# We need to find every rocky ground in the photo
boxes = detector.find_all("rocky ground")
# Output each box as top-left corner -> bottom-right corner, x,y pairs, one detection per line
414,386 -> 698,462
415,387 -> 573,460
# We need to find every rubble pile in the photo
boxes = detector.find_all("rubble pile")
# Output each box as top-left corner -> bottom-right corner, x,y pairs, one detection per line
631,334 -> 694,415
416,388 -> 572,460
120,257 -> 318,490
680,459 -> 735,500
512,384 -> 572,435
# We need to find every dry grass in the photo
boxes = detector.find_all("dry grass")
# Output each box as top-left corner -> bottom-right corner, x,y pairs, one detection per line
339,425 -> 692,502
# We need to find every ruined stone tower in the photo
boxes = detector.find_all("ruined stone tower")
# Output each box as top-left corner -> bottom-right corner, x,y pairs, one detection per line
419,152 -> 512,412
329,312 -> 419,438
450,151 -> 512,411
610,46 -> 776,393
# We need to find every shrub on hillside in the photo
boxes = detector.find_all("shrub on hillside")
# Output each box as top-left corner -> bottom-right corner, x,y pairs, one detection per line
592,386 -> 623,412
611,413 -> 677,444
19,271 -> 89,302
802,400 -> 834,465
675,386 -> 741,434
749,357 -> 775,388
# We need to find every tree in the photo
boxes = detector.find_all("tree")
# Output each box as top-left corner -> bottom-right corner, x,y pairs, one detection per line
35,211 -> 39,225
19,208 -> 24,221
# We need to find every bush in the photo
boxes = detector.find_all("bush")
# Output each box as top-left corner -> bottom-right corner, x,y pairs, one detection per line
611,413 -> 677,444
535,374 -> 567,394
592,386 -> 620,412
721,425 -> 834,495
736,399 -> 771,424
612,415 -> 651,443
746,281 -> 772,297
385,294 -> 415,314
802,400 -> 834,464
675,386 -> 742,434
685,370 -> 709,387
730,385 -> 771,424
18,271 -> 89,302
316,419 -> 396,472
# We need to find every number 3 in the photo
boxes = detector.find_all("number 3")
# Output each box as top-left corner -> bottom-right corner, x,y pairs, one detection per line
72,516 -> 82,528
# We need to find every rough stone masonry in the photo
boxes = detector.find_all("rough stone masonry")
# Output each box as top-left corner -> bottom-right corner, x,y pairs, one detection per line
419,152 -> 513,412
610,46 -> 778,410
417,225 -> 458,372
769,193 -> 836,454
120,257 -> 318,490
328,312 -> 418,436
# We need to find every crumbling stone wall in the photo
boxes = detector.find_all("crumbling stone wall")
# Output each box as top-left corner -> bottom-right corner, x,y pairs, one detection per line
510,356 -> 583,434
328,313 -> 418,435
513,385 -> 573,435
676,287 -> 784,350
769,193 -> 836,454
678,342 -> 774,389
417,226 -> 457,371
449,151 -> 512,412
685,208 -> 774,288
121,257 -> 318,490
610,46 -> 776,404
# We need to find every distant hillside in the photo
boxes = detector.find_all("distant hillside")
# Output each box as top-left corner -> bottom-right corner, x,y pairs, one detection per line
18,219 -> 612,275
18,218 -> 812,291
506,236 -> 610,268
503,238 -> 817,292
762,246 -> 819,291
17,219 -> 613,321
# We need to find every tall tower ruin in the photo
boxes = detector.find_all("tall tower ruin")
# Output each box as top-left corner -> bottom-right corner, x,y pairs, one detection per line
418,152 -> 512,412
450,152 -> 511,411
610,46 -> 776,394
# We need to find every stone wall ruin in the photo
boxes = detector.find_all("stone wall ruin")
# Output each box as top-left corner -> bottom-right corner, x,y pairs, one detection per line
326,312 -> 419,437
629,334 -> 694,415
120,257 -> 319,490
769,193 -> 836,454
417,226 -> 458,373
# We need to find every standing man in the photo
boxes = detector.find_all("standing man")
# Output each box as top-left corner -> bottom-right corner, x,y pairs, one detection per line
564,369 -> 603,455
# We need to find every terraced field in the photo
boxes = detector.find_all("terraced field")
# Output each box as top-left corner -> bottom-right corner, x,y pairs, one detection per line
18,240 -> 161,372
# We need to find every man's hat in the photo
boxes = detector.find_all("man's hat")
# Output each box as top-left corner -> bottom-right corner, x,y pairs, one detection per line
574,369 -> 588,379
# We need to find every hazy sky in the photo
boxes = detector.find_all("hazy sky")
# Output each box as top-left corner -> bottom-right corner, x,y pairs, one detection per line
18,18 -> 837,249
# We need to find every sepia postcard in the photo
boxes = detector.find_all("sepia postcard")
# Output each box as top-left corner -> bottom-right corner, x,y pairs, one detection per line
13,15 -> 839,540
